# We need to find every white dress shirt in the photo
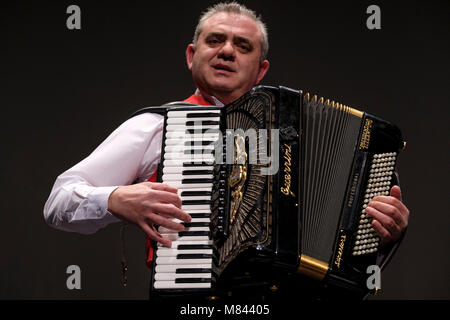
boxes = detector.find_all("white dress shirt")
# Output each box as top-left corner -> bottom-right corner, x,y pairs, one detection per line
44,92 -> 223,234
43,113 -> 164,234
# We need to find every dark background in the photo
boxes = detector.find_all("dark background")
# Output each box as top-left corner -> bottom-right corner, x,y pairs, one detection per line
1,0 -> 449,300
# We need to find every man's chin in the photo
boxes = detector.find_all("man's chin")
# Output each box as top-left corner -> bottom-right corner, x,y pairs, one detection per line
206,82 -> 235,95
199,79 -> 247,102
209,87 -> 246,105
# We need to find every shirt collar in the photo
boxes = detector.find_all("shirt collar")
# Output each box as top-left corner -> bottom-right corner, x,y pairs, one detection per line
194,89 -> 224,107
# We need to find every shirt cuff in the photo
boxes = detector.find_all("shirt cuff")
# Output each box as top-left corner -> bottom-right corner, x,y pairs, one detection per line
87,186 -> 121,224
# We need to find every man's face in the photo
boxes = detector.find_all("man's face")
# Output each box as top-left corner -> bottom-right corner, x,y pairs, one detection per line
186,12 -> 269,105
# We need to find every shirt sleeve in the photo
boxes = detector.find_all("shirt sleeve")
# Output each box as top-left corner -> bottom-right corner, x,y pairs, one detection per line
43,112 -> 164,234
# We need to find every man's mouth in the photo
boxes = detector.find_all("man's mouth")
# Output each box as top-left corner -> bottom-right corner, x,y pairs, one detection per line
212,64 -> 235,72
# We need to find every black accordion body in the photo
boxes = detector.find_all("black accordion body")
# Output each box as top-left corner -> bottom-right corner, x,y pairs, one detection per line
144,85 -> 404,298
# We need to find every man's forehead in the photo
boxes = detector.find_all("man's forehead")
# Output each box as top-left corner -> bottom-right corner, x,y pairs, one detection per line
201,12 -> 261,41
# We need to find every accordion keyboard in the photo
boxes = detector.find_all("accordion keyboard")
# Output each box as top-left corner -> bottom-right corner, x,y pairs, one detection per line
352,152 -> 398,256
153,109 -> 221,289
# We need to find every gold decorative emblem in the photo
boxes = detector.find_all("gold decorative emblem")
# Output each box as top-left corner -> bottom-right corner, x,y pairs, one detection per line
334,232 -> 346,269
280,144 -> 295,197
229,135 -> 247,224
359,118 -> 373,150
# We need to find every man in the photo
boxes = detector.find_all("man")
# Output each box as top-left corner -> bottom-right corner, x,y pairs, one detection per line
44,2 -> 409,298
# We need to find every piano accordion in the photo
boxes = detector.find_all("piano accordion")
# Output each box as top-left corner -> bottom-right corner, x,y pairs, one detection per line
142,85 -> 405,297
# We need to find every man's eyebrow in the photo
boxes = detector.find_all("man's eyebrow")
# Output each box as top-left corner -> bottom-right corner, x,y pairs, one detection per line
204,32 -> 254,49
205,32 -> 226,40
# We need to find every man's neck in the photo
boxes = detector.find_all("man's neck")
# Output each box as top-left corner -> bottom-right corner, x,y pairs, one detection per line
195,89 -> 224,107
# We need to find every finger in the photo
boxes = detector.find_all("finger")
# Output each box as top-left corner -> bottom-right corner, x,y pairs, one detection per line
152,189 -> 182,208
152,203 -> 192,223
390,185 -> 402,201
370,195 -> 409,220
371,219 -> 392,246
368,200 -> 405,228
147,213 -> 185,232
140,223 -> 172,247
149,182 -> 178,194
365,206 -> 401,240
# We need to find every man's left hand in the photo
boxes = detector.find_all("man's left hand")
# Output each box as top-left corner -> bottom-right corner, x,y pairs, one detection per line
365,185 -> 410,247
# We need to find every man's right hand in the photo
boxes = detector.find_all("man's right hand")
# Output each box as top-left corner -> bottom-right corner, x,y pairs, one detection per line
107,182 -> 191,247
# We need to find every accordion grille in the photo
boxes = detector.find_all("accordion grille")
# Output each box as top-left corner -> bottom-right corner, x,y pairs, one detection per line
212,89 -> 274,275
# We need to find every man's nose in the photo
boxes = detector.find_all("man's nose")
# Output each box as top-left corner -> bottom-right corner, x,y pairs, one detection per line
218,41 -> 235,61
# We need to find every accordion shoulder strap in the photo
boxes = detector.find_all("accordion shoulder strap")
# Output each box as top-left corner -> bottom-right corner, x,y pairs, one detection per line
129,101 -> 198,119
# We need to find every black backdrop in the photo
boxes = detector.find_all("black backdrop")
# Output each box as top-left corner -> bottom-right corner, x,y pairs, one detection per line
1,0 -> 449,300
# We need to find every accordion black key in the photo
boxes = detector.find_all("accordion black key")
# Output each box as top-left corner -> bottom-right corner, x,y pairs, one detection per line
143,85 -> 405,296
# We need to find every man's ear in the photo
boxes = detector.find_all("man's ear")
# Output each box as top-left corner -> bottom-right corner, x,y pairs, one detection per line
186,44 -> 195,70
256,60 -> 270,84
